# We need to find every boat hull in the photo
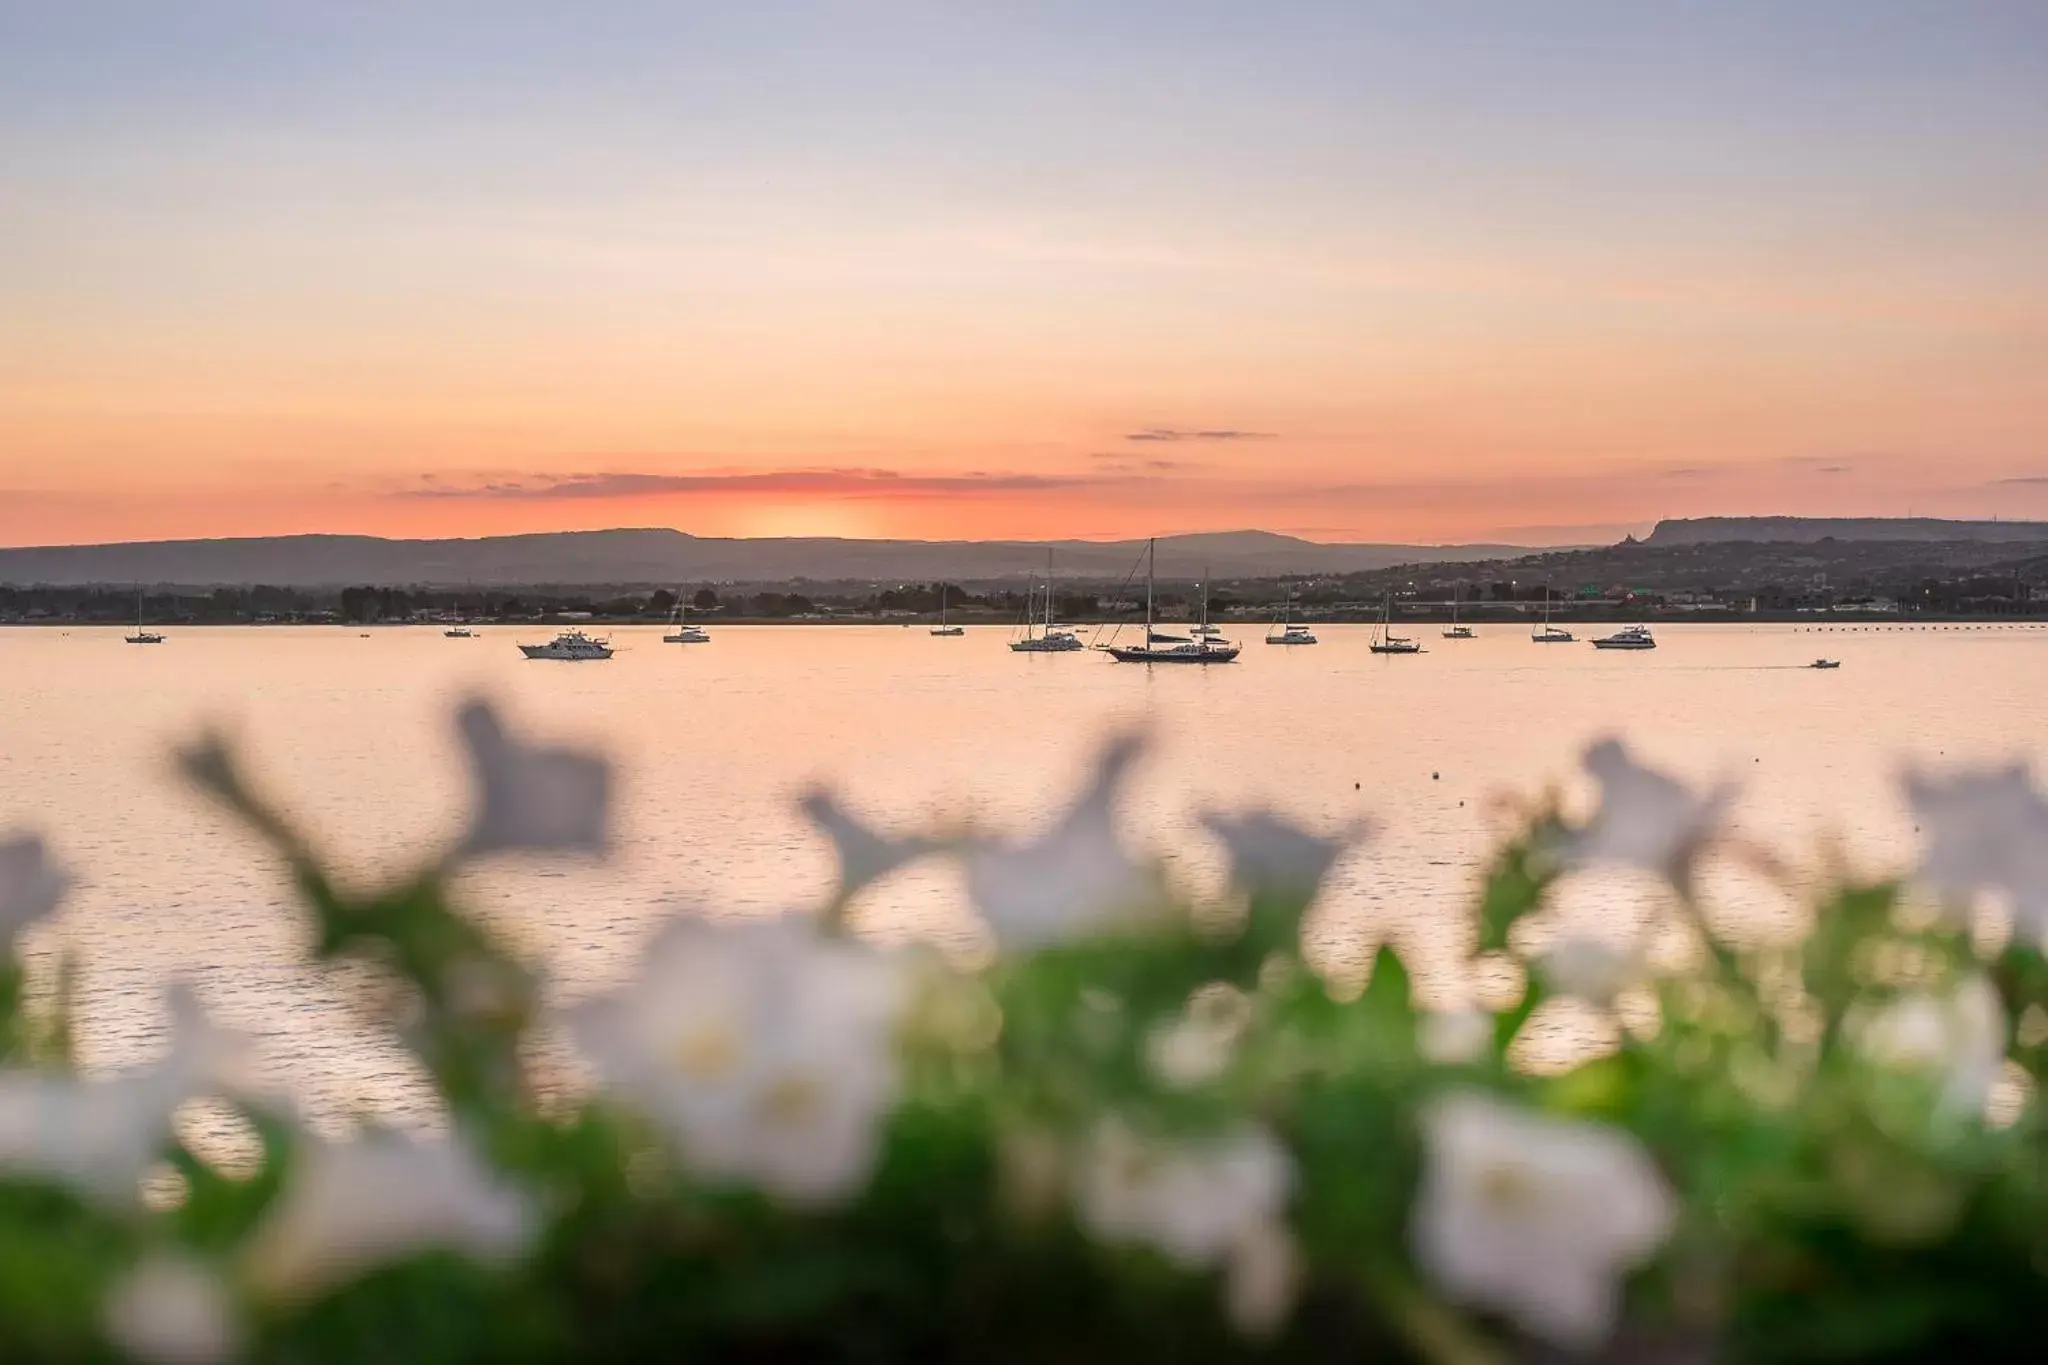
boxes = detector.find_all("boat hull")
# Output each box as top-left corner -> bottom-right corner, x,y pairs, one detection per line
1104,645 -> 1240,664
1011,638 -> 1084,652
1265,636 -> 1318,645
1592,639 -> 1656,650
520,645 -> 614,660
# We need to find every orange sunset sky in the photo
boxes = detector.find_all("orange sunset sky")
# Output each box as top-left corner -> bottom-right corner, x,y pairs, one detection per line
4,2 -> 2045,548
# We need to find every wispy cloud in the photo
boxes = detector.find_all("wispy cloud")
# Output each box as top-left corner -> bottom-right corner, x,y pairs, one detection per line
1992,475 -> 2048,486
1090,452 -> 1207,473
1124,428 -> 1275,443
395,467 -> 1159,502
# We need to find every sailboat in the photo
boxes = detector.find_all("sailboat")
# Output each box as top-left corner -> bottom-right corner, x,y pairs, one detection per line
1265,585 -> 1318,644
125,588 -> 165,645
1442,583 -> 1476,639
1011,550 -> 1084,652
663,591 -> 710,643
1103,540 -> 1240,663
1369,592 -> 1422,654
1532,586 -> 1574,643
930,586 -> 964,637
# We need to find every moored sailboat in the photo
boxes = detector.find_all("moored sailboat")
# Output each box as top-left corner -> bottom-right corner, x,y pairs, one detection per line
1532,586 -> 1574,643
125,589 -> 165,644
1265,585 -> 1318,645
1369,592 -> 1422,654
1442,583 -> 1475,639
663,592 -> 710,643
1102,540 -> 1240,663
1011,551 -> 1084,652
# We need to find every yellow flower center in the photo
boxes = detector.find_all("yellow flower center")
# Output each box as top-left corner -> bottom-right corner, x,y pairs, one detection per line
1476,1160 -> 1538,1211
757,1072 -> 825,1127
670,1023 -> 744,1080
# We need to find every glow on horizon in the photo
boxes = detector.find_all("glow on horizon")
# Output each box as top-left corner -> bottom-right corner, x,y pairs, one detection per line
3,2 -> 2046,548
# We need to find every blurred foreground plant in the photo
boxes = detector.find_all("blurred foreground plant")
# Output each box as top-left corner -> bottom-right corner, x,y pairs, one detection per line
1,710 -> 2046,1363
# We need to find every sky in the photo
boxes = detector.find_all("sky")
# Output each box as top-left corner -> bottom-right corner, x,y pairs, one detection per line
3,1 -> 2046,548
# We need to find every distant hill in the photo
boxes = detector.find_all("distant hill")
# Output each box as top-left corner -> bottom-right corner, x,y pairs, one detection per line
0,529 -> 1546,588
1645,517 -> 2048,546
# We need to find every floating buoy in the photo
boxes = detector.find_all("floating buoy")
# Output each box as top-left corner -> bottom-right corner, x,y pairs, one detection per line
1432,771 -> 1440,780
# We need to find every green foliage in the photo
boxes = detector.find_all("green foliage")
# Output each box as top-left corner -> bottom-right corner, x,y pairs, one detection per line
4,741 -> 2047,1364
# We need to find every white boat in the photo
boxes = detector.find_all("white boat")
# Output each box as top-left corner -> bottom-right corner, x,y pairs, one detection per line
1265,586 -> 1318,645
1442,583 -> 1476,639
1369,592 -> 1422,654
1102,540 -> 1240,664
520,629 -> 614,660
444,624 -> 475,638
1532,587 -> 1574,643
1011,552 -> 1085,652
125,589 -> 165,644
1592,625 -> 1657,650
1811,658 -> 1841,669
930,587 -> 964,636
663,593 -> 710,643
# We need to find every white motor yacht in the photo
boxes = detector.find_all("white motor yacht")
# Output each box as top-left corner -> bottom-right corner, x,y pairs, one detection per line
520,629 -> 614,660
1591,625 -> 1657,650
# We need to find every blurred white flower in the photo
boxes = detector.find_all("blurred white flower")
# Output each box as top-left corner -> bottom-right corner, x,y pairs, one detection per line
1538,935 -> 1648,1008
570,915 -> 908,1206
1415,1091 -> 1675,1349
1904,763 -> 2048,940
1224,1217 -> 1301,1338
1558,738 -> 1734,885
798,788 -> 941,903
1200,809 -> 1371,903
1146,1015 -> 1236,1090
1853,974 -> 2008,1115
1417,1009 -> 1494,1066
104,1254 -> 241,1365
963,731 -> 1160,947
0,983 -> 251,1204
244,1129 -> 536,1300
1075,1118 -> 1299,1336
0,833 -> 68,950
454,700 -> 609,859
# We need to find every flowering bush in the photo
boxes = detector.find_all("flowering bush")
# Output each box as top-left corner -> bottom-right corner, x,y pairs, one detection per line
3,703 -> 2047,1363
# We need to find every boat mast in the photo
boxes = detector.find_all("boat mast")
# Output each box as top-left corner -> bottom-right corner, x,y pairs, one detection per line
1045,548 -> 1054,632
1146,538 -> 1156,639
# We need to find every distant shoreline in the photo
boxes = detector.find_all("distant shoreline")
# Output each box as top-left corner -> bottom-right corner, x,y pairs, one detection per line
7,612 -> 2047,629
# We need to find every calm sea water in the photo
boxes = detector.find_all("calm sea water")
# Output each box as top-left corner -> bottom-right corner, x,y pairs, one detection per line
4,621 -> 2046,1124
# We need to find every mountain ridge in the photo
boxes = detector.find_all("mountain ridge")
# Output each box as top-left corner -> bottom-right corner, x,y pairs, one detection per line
1644,516 -> 2048,546
0,528 -> 1550,588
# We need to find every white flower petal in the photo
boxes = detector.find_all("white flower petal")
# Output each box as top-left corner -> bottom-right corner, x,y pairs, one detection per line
454,700 -> 610,859
244,1130 -> 536,1300
1538,935 -> 1646,1008
1201,809 -> 1370,903
104,1254 -> 242,1365
964,731 -> 1158,947
1225,1220 -> 1301,1338
1853,974 -> 2008,1114
798,789 -> 940,903
1904,764 -> 2048,940
1075,1118 -> 1293,1269
0,984 -> 250,1204
0,833 -> 68,949
570,915 -> 908,1207
1415,1091 -> 1674,1350
1559,739 -> 1733,882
